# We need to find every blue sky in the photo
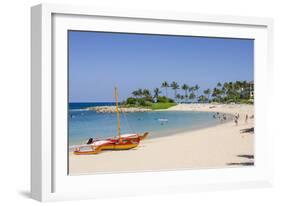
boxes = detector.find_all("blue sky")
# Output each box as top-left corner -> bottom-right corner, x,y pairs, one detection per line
68,31 -> 254,102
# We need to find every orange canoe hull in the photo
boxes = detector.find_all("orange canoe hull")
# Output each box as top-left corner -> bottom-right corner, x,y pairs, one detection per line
73,132 -> 148,155
73,142 -> 139,155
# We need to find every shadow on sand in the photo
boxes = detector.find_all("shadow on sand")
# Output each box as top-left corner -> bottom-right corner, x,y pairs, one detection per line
237,154 -> 254,159
227,162 -> 254,166
227,154 -> 255,166
240,127 -> 254,134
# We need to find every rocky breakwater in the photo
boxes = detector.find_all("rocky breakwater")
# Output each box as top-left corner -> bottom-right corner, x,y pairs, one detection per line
85,106 -> 152,113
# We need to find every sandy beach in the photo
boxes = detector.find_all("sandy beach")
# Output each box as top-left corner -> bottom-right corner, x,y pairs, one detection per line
69,103 -> 254,175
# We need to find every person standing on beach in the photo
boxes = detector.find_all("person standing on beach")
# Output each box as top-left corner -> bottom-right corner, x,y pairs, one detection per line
245,114 -> 248,123
234,119 -> 238,126
223,114 -> 227,121
234,114 -> 239,126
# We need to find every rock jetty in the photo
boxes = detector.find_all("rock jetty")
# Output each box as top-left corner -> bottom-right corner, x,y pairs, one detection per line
85,106 -> 151,113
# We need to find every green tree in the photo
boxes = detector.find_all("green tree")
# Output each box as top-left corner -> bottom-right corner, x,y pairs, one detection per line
241,80 -> 252,99
181,84 -> 189,103
142,89 -> 150,96
132,89 -> 143,98
189,92 -> 196,102
171,81 -> 180,100
198,95 -> 207,103
142,89 -> 152,101
161,81 -> 169,97
180,95 -> 185,102
153,88 -> 161,102
212,88 -> 221,102
126,97 -> 137,105
185,94 -> 189,102
176,93 -> 181,103
189,86 -> 195,92
203,89 -> 211,101
194,84 -> 200,101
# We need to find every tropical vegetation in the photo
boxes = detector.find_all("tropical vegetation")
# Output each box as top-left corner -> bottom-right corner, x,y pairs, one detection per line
123,80 -> 254,110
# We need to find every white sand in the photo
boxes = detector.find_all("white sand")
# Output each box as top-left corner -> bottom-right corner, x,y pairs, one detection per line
69,103 -> 254,175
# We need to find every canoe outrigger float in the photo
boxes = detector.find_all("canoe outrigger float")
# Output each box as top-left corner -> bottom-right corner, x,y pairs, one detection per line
73,87 -> 149,155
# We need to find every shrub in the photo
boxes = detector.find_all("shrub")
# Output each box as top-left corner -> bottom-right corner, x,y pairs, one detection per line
144,101 -> 153,107
238,99 -> 254,104
137,98 -> 146,106
157,96 -> 174,103
126,97 -> 137,105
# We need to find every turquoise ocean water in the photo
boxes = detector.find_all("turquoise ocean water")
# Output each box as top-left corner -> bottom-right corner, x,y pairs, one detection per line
68,102 -> 225,147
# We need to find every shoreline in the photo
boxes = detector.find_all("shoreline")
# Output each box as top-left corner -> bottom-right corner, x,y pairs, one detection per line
68,117 -> 228,150
69,103 -> 254,175
81,102 -> 253,114
85,106 -> 152,113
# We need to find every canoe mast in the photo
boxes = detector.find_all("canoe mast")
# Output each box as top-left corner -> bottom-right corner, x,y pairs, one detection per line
114,87 -> 121,140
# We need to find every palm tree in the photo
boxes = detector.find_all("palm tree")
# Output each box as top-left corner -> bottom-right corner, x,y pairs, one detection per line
176,94 -> 181,102
212,88 -> 222,102
234,81 -> 241,91
221,86 -> 226,99
225,81 -> 238,100
242,80 -> 248,92
244,80 -> 252,99
188,86 -> 195,102
153,88 -> 161,102
198,95 -> 207,103
248,80 -> 254,99
188,86 -> 194,93
203,89 -> 211,102
189,92 -> 196,102
229,81 -> 233,89
132,90 -> 138,98
223,82 -> 229,98
194,84 -> 200,101
142,89 -> 152,101
132,89 -> 143,98
185,94 -> 189,102
240,80 -> 248,98
180,95 -> 185,103
181,84 -> 189,103
142,89 -> 150,96
161,81 -> 169,97
171,81 -> 180,100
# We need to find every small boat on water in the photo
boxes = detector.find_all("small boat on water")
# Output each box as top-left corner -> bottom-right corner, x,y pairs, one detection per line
158,118 -> 168,122
73,87 -> 149,155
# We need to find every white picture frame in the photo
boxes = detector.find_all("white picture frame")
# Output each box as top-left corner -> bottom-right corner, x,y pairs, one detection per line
31,3 -> 274,202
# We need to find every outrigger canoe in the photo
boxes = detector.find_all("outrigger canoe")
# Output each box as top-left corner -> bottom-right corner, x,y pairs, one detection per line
74,132 -> 148,155
73,87 -> 149,155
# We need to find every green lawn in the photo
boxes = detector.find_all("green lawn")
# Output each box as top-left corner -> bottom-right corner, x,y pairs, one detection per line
122,102 -> 176,110
151,102 -> 176,110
